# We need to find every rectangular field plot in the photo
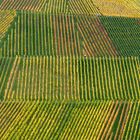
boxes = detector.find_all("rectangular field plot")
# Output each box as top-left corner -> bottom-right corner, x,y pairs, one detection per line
1,12 -> 140,57
0,57 -> 139,101
0,101 -> 139,140
100,16 -> 140,57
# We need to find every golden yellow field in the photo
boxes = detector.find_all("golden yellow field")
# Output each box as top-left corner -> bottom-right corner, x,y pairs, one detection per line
93,0 -> 140,17
0,10 -> 16,39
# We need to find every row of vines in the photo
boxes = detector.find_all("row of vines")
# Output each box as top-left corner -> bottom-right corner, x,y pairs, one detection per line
2,12 -> 138,57
0,10 -> 16,39
100,16 -> 140,57
0,57 -> 139,101
0,101 -> 139,139
0,1 -> 139,139
0,0 -> 99,15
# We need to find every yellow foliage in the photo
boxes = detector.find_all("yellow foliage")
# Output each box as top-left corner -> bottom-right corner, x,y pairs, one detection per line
0,10 -> 16,39
93,0 -> 140,17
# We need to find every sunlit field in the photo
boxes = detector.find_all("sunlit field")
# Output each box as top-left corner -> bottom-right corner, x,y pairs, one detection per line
0,0 -> 139,139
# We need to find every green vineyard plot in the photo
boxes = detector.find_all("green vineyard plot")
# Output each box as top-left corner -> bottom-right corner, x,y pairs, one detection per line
1,12 -> 140,57
0,57 -> 139,101
0,101 -> 139,140
0,12 -> 83,56
77,15 -> 118,56
100,16 -> 140,57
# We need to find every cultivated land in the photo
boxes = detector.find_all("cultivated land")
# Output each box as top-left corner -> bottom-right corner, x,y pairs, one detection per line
0,0 -> 140,139
0,57 -> 139,101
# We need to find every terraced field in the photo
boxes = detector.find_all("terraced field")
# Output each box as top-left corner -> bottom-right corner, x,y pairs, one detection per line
0,0 -> 140,139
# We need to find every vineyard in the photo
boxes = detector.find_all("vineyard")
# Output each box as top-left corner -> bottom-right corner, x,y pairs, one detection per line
100,16 -> 140,57
0,101 -> 139,139
0,11 -> 140,57
0,57 -> 139,101
0,0 -> 140,140
0,0 -> 140,17
0,10 -> 16,39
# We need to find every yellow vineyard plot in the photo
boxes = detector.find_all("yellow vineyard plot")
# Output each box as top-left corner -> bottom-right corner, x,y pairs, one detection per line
68,0 -> 101,15
0,10 -> 16,39
93,0 -> 140,17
